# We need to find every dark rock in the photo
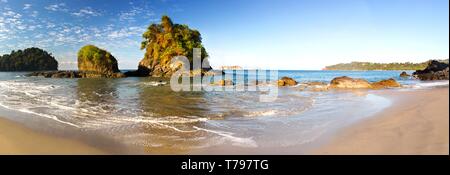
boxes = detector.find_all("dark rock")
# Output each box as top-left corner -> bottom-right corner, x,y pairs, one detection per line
413,60 -> 449,80
26,71 -> 124,79
400,71 -> 410,77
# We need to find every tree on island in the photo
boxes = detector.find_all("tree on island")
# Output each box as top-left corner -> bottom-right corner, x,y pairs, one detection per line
0,47 -> 58,71
136,15 -> 212,77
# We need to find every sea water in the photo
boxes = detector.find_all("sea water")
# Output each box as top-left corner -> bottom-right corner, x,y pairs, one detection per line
0,70 -> 447,153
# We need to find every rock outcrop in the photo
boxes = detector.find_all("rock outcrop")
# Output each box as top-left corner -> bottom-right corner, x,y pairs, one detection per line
27,71 -> 126,78
329,76 -> 372,89
277,77 -> 298,86
400,71 -> 410,77
413,60 -> 449,80
371,78 -> 401,89
135,16 -> 213,77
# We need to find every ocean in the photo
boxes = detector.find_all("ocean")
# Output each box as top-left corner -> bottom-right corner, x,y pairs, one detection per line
0,70 -> 448,153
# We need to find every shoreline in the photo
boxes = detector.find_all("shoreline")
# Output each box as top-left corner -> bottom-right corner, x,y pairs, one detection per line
0,86 -> 448,155
313,87 -> 449,155
0,117 -> 106,155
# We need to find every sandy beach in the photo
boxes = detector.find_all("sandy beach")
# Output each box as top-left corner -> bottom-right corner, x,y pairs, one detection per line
0,117 -> 104,155
0,87 -> 448,155
314,87 -> 449,155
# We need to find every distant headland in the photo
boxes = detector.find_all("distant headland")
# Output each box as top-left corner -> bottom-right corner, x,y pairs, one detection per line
324,60 -> 449,71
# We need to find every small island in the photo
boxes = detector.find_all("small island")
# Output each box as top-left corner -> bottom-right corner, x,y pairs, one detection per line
28,45 -> 125,78
132,16 -> 213,77
0,47 -> 58,71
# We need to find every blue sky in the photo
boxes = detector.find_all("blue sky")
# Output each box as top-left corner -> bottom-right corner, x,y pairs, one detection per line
0,0 -> 448,70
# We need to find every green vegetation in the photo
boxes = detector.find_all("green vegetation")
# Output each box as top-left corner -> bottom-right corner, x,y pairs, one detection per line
137,16 -> 210,76
78,45 -> 119,73
0,47 -> 58,71
324,61 -> 431,70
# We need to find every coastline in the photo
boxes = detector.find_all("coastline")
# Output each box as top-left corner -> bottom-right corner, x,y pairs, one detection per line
313,87 -> 449,155
0,117 -> 105,155
0,85 -> 448,155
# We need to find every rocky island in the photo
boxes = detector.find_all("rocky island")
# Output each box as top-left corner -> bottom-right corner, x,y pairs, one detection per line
126,16 -> 216,77
28,45 -> 125,78
0,47 -> 58,71
27,16 -> 222,79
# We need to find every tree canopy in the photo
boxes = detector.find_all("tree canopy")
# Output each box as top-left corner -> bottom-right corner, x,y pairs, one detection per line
0,47 -> 58,71
324,61 -> 431,71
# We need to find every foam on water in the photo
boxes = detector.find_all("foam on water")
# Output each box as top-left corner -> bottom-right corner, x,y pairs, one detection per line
0,71 -> 448,152
193,126 -> 258,148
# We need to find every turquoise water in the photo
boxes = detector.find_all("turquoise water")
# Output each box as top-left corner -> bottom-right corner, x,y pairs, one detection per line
0,70 -> 447,153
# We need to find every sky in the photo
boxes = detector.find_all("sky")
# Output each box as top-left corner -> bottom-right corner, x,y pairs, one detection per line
0,0 -> 448,70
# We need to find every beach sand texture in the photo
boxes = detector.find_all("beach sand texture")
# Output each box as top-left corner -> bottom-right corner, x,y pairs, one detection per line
0,87 -> 448,155
314,87 -> 449,155
0,117 -> 104,155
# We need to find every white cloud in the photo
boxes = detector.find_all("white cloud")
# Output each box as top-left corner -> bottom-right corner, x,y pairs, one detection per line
71,7 -> 101,17
0,0 -> 7,3
30,11 -> 38,17
23,4 -> 32,10
108,26 -> 145,39
118,6 -> 154,21
45,3 -> 68,12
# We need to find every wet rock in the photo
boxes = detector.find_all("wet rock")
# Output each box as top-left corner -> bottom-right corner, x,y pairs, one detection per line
27,71 -> 125,79
400,71 -> 410,77
277,77 -> 298,86
329,76 -> 372,89
371,78 -> 401,89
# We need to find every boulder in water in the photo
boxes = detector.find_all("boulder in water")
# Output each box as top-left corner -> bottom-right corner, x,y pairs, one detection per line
371,78 -> 401,89
277,77 -> 298,86
329,76 -> 372,89
400,71 -> 410,78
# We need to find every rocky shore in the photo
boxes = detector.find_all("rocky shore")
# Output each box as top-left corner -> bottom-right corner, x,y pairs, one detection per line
27,71 -> 126,78
413,60 -> 449,80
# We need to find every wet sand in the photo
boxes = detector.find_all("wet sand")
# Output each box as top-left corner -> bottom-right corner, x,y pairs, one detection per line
0,117 -> 105,155
1,87 -> 448,155
314,87 -> 449,155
